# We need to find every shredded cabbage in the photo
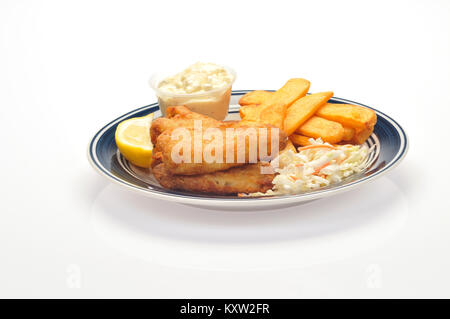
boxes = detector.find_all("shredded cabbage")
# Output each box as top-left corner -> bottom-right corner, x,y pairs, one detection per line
247,138 -> 372,197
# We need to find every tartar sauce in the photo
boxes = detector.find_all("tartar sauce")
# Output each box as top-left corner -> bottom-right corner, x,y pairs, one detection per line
151,62 -> 235,120
158,62 -> 233,94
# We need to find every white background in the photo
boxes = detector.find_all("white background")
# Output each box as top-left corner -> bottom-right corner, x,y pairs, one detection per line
0,0 -> 449,298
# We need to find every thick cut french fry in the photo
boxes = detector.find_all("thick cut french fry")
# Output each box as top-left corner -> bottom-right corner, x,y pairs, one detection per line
240,79 -> 310,108
239,104 -> 261,122
258,78 -> 311,129
296,116 -> 344,144
316,103 -> 377,130
289,134 -> 313,147
342,126 -> 355,141
271,78 -> 310,105
351,126 -> 374,144
241,78 -> 311,129
259,102 -> 287,129
239,91 -> 273,106
281,139 -> 297,154
283,91 -> 334,135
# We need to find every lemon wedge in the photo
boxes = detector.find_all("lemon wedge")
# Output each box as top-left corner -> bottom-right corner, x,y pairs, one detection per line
115,113 -> 154,167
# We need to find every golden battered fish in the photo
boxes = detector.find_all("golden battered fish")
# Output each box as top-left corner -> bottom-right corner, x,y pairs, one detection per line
155,124 -> 287,175
150,106 -> 220,144
152,162 -> 275,195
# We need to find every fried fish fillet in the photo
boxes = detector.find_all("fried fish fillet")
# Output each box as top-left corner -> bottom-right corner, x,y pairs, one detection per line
150,106 -> 223,167
150,106 -> 220,144
152,162 -> 275,195
156,124 -> 287,175
151,120 -> 273,169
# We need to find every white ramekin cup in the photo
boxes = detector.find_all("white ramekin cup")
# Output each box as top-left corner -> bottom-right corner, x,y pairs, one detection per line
149,65 -> 236,120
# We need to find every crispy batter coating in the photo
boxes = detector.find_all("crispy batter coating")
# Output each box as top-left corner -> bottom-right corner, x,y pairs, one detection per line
156,124 -> 287,175
152,162 -> 275,195
151,106 -> 286,175
150,106 -> 220,144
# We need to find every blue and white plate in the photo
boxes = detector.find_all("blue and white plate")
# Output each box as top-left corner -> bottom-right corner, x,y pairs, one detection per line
88,91 -> 408,210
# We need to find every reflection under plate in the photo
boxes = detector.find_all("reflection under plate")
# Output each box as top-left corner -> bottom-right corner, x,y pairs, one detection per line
90,177 -> 408,270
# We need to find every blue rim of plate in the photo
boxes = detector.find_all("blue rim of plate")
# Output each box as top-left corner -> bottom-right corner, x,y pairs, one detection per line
87,91 -> 408,204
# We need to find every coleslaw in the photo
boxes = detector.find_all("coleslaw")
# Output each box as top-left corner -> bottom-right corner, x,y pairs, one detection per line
248,138 -> 372,196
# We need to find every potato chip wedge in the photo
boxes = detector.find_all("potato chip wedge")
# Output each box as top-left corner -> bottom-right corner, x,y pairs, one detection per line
284,91 -> 334,135
316,103 -> 377,130
296,116 -> 344,144
351,126 -> 374,144
342,126 -> 355,141
239,90 -> 273,106
289,134 -> 313,147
